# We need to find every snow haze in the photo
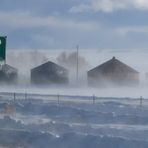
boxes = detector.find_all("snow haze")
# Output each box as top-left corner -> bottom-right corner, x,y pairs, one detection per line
1,48 -> 148,98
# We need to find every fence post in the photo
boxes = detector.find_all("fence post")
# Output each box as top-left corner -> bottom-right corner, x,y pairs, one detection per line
25,92 -> 27,100
140,96 -> 143,107
57,94 -> 60,105
14,92 -> 16,102
93,95 -> 95,105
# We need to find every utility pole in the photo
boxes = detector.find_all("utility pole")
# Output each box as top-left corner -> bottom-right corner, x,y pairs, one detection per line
76,45 -> 79,84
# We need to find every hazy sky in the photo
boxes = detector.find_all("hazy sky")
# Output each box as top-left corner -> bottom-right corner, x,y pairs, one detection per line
1,0 -> 148,50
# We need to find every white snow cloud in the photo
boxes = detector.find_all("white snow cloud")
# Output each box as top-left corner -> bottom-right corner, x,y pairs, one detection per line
116,26 -> 148,35
70,0 -> 148,13
0,11 -> 99,31
70,4 -> 92,13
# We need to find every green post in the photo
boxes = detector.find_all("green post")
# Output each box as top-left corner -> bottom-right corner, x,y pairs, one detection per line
0,36 -> 6,63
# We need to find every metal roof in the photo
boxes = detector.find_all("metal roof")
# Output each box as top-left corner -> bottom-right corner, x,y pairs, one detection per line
88,57 -> 139,74
31,61 -> 67,72
0,64 -> 17,74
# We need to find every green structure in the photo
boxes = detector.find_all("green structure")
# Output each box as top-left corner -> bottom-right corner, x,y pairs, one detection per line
0,36 -> 18,84
0,36 -> 6,62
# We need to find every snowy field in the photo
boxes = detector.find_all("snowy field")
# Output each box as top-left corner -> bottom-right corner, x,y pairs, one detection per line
0,92 -> 148,147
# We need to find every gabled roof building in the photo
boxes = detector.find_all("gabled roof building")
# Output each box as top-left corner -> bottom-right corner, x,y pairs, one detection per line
0,64 -> 18,84
31,61 -> 69,85
87,57 -> 139,87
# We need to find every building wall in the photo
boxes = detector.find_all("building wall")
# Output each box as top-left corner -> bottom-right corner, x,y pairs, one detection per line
0,70 -> 18,84
31,68 -> 69,85
88,71 -> 139,87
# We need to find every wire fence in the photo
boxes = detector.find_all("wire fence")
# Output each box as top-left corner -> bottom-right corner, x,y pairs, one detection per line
0,92 -> 147,107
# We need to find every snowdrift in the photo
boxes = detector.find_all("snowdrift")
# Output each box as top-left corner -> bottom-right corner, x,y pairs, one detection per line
0,93 -> 148,147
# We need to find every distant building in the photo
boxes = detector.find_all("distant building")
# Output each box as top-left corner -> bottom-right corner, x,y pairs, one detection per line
0,64 -> 18,84
87,57 -> 139,87
31,61 -> 69,85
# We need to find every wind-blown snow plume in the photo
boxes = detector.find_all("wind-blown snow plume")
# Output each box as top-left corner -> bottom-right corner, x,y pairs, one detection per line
56,51 -> 89,85
7,50 -> 49,85
56,51 -> 88,69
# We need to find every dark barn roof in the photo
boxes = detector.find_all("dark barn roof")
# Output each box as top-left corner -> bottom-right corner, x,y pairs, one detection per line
0,64 -> 18,84
88,57 -> 139,75
31,61 -> 69,85
88,57 -> 139,86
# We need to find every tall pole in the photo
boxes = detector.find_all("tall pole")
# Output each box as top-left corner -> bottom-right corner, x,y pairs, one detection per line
4,36 -> 7,65
76,45 -> 79,84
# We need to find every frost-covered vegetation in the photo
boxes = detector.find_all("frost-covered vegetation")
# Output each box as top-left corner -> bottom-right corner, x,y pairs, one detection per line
0,93 -> 148,148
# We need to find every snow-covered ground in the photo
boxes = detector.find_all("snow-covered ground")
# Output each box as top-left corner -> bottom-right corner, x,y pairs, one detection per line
0,92 -> 148,147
